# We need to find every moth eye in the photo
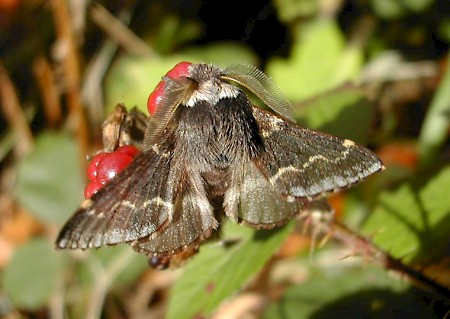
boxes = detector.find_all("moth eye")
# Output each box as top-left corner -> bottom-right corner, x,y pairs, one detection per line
146,62 -> 193,115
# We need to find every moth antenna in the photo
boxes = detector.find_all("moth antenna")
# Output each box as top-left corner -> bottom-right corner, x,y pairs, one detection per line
221,64 -> 295,121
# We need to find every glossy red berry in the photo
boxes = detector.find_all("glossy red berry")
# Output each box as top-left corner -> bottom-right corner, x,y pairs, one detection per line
117,145 -> 140,157
165,61 -> 192,79
84,146 -> 140,199
87,152 -> 107,181
84,180 -> 103,199
147,80 -> 165,115
96,152 -> 134,184
147,62 -> 192,116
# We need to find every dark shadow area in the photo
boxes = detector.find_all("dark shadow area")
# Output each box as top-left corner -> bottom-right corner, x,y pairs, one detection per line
309,287 -> 450,319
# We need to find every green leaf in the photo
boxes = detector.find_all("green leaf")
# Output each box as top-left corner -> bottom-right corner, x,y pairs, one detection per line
153,15 -> 202,53
167,222 -> 295,319
3,238 -> 62,309
400,0 -> 434,12
272,0 -> 318,23
266,19 -> 363,101
371,0 -> 405,19
418,52 -> 450,167
362,166 -> 450,263
372,0 -> 433,19
14,132 -> 84,224
438,18 -> 450,43
263,264 -> 435,319
294,85 -> 375,144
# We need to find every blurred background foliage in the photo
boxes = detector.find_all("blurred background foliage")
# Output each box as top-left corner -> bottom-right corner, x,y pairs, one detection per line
0,0 -> 449,318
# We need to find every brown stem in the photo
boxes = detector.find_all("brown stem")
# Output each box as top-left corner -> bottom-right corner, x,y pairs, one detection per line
33,56 -> 62,128
50,0 -> 90,171
326,219 -> 450,299
0,61 -> 34,157
90,4 -> 156,56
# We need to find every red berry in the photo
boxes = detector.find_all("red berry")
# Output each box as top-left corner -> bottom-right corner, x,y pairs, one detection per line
165,61 -> 192,79
96,152 -> 134,184
87,152 -> 107,181
147,80 -> 165,115
147,62 -> 192,115
117,145 -> 140,157
84,180 -> 103,199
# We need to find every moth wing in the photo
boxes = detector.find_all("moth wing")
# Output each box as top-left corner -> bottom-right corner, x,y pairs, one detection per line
131,186 -> 219,265
251,107 -> 384,199
55,148 -> 177,250
224,161 -> 305,228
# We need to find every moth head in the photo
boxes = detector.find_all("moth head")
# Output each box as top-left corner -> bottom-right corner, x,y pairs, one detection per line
180,63 -> 295,121
178,63 -> 241,107
144,62 -> 296,144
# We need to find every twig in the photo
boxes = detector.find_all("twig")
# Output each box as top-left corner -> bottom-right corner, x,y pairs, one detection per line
90,4 -> 156,57
49,271 -> 66,319
85,248 -> 138,319
0,61 -> 34,157
82,6 -> 137,141
33,56 -> 62,128
324,218 -> 450,299
50,0 -> 90,170
82,39 -> 118,143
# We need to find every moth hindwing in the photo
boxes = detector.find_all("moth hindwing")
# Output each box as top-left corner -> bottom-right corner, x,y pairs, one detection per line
55,62 -> 383,268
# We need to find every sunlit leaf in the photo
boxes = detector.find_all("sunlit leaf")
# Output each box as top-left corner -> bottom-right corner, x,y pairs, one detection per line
418,52 -> 450,167
362,166 -> 450,263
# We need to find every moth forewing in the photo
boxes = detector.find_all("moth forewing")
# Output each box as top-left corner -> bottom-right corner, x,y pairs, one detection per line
250,106 -> 384,200
55,149 -> 176,249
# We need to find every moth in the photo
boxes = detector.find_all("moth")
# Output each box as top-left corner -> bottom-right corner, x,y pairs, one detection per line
56,62 -> 384,268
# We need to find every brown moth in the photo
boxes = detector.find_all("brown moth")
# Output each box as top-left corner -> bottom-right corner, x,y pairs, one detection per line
56,63 -> 383,269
